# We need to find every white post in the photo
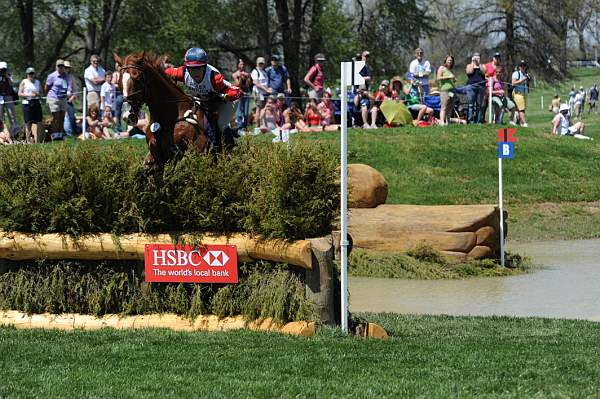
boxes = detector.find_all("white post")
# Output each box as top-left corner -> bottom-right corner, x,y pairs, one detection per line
498,157 -> 505,267
541,96 -> 544,111
488,77 -> 493,124
340,63 -> 349,333
82,87 -> 87,139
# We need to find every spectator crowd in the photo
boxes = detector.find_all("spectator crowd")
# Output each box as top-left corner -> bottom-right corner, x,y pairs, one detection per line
1,48 -> 599,145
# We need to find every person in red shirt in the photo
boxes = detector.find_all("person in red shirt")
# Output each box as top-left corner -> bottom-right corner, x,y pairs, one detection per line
164,47 -> 242,150
304,53 -> 325,100
367,80 -> 389,128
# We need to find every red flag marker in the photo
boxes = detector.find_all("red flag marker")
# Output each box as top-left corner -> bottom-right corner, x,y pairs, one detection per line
497,128 -> 517,143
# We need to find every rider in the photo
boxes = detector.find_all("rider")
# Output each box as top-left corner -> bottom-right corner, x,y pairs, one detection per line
164,47 -> 242,150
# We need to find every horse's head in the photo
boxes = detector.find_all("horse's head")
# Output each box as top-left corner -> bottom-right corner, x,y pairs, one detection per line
115,52 -> 147,125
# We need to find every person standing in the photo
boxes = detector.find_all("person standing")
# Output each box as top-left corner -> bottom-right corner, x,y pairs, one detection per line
84,54 -> 105,107
589,82 -> 598,114
485,52 -> 502,79
408,48 -> 432,96
45,59 -> 72,139
437,55 -> 456,126
18,67 -> 43,143
63,60 -> 79,136
465,52 -> 486,124
579,86 -> 586,116
304,53 -> 326,100
251,57 -> 269,133
0,61 -> 19,138
100,71 -> 116,115
232,59 -> 252,133
511,60 -> 529,127
265,55 -> 292,97
111,62 -> 123,132
358,51 -> 372,91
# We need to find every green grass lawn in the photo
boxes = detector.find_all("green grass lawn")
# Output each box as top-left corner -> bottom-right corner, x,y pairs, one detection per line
2,314 -> 600,398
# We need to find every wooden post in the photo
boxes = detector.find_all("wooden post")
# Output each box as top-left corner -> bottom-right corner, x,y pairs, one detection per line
305,236 -> 338,326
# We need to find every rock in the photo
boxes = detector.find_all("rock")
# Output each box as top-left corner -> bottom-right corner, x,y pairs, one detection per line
348,164 -> 388,208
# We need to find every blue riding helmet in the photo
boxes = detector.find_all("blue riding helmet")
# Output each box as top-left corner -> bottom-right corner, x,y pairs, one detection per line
184,47 -> 208,67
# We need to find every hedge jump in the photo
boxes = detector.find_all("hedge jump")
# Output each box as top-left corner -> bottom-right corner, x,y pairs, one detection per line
0,232 -> 341,326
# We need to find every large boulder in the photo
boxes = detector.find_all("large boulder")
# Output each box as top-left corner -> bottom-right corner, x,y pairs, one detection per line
348,164 -> 388,208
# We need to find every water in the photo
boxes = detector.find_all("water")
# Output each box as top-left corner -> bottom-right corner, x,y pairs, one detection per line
349,239 -> 600,320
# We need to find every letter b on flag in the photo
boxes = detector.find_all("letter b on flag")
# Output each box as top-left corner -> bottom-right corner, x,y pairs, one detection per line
497,142 -> 514,159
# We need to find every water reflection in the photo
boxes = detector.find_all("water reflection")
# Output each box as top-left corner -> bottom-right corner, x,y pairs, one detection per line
350,240 -> 600,320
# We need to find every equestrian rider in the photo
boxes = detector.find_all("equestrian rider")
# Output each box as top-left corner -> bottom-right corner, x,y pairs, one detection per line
164,47 -> 242,149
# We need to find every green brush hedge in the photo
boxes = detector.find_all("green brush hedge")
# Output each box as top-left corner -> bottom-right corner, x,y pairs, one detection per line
0,260 -> 315,322
0,139 -> 339,240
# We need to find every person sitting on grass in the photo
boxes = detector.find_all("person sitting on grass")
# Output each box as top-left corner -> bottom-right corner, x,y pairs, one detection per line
102,106 -> 122,138
394,76 -> 435,125
256,96 -> 281,134
317,91 -> 336,126
304,99 -> 340,131
316,92 -> 340,130
353,86 -> 375,129
86,105 -> 112,139
0,120 -> 13,145
552,103 -> 591,140
282,101 -> 310,132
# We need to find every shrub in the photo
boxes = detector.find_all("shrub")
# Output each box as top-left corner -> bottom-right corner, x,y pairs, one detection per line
0,139 -> 339,240
0,260 -> 315,323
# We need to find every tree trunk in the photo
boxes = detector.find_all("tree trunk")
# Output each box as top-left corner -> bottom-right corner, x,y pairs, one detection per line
256,0 -> 271,58
16,0 -> 35,66
504,0 -> 515,75
274,0 -> 301,95
85,21 -> 97,62
307,0 -> 322,65
40,17 -> 77,76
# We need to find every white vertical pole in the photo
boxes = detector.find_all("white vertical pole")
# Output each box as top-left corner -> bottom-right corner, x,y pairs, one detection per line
340,62 -> 349,332
488,77 -> 493,124
498,157 -> 505,267
541,96 -> 544,111
82,87 -> 87,140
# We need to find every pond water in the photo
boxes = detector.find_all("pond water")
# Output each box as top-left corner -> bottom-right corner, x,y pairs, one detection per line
349,240 -> 600,320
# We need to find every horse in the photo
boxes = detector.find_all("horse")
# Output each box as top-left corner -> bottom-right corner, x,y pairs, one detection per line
114,52 -> 209,170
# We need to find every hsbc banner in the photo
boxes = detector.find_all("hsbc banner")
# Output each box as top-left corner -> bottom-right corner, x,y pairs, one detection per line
144,244 -> 238,283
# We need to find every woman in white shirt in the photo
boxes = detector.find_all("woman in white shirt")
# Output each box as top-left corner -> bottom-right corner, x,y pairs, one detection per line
18,67 -> 44,143
251,57 -> 269,129
552,103 -> 590,140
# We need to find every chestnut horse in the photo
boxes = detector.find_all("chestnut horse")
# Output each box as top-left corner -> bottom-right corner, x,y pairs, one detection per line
114,52 -> 208,169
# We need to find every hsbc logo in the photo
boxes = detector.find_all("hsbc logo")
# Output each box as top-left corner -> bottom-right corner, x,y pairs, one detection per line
203,251 -> 230,267
145,244 -> 238,283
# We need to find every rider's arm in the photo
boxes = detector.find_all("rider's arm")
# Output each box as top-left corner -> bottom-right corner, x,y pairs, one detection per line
164,66 -> 185,82
211,73 -> 242,101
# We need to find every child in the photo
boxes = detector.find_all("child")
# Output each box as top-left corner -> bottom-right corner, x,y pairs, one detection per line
0,120 -> 13,145
86,105 -> 112,139
100,71 -> 115,115
102,106 -> 118,138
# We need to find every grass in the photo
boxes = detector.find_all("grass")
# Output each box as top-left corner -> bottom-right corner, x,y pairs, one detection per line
348,248 -> 531,279
2,313 -> 600,397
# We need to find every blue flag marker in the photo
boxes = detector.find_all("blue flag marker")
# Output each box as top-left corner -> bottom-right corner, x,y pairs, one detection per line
497,142 -> 514,159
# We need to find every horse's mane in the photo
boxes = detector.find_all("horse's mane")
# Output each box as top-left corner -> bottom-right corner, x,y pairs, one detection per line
125,51 -> 189,99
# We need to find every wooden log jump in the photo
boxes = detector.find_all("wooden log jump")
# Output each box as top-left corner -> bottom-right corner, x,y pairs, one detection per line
0,232 -> 313,269
348,204 -> 507,259
0,231 -> 343,326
